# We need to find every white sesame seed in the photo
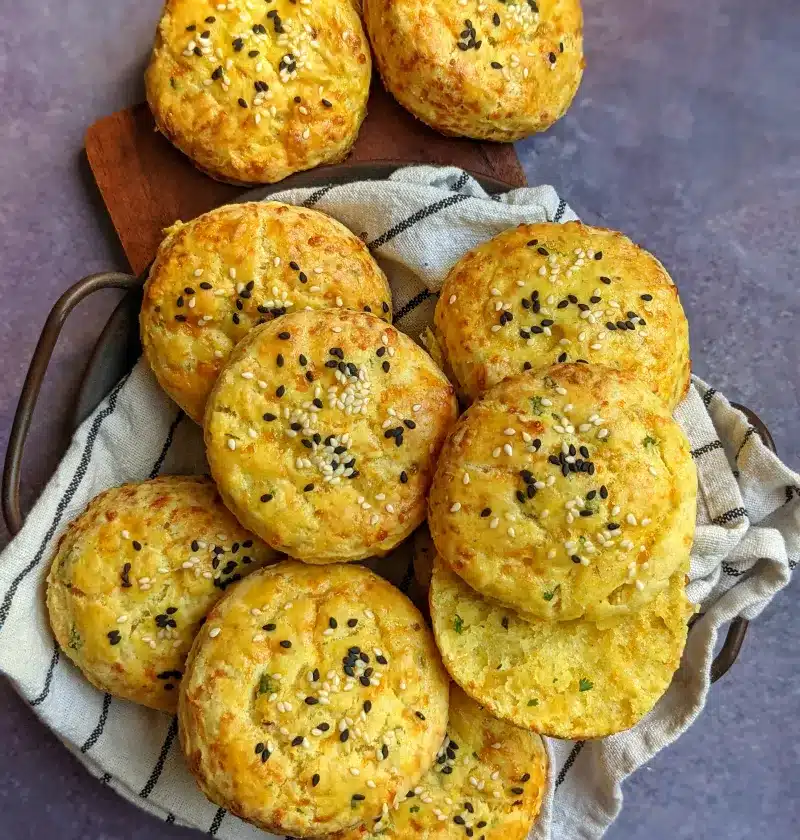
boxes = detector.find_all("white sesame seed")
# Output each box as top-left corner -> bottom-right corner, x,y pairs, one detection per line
227,439 -> 236,450
462,473 -> 470,485
649,466 -> 658,476
450,502 -> 462,513
503,443 -> 513,456
635,580 -> 645,591
490,517 -> 499,529
449,294 -> 457,304
412,404 -> 422,412
541,398 -> 552,406
627,513 -> 638,526
508,527 -> 516,537
598,428 -> 609,439
116,615 -> 128,624
209,627 -> 220,638
492,447 -> 501,458
241,371 -> 254,380
504,427 -> 516,436
641,517 -> 652,526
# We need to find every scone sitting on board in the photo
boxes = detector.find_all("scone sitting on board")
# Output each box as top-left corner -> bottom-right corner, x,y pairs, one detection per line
428,364 -> 697,621
145,0 -> 372,183
430,555 -> 694,739
205,309 -> 458,563
330,684 -> 548,839
364,0 -> 584,141
428,221 -> 690,407
178,561 -> 450,838
45,476 -> 277,712
141,201 -> 391,423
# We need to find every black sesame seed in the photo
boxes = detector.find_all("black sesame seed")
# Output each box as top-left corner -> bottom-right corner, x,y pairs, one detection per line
344,665 -> 355,677
493,12 -> 501,24
382,744 -> 389,758
347,618 -> 358,628
549,52 -> 557,63
299,271 -> 307,283
280,640 -> 292,648
601,276 -> 612,285
205,16 -> 216,23
278,331 -> 290,340
364,700 -> 372,713
107,630 -> 121,645
276,354 -> 284,367
590,295 -> 602,304
454,816 -> 466,825
360,675 -> 370,687
132,540 -> 142,551
263,412 -> 277,422
523,361 -> 533,371
304,483 -> 314,492
600,485 -> 609,499
501,616 -> 509,629
233,37 -> 244,51
558,352 -> 568,363
415,711 -> 426,720
580,446 -> 590,458
477,822 -> 487,829
255,742 -> 264,754
557,299 -> 569,309
511,786 -> 525,794
594,251 -> 603,260
580,509 -> 593,517
516,490 -> 527,504
291,736 -> 303,746
321,98 -> 332,107
318,722 -> 330,732
608,522 -> 620,530
491,61 -> 503,69
442,766 -> 453,774
527,239 -> 538,247
232,313 -> 240,324
531,326 -> 543,334
312,773 -> 320,787
305,696 -> 319,705
340,729 -> 350,742
238,98 -> 248,108
382,361 -> 390,372
521,772 -> 531,782
276,385 -> 285,397
352,793 -> 365,801
174,314 -> 187,322
400,471 -> 408,484
186,24 -> 196,31
305,370 -> 314,382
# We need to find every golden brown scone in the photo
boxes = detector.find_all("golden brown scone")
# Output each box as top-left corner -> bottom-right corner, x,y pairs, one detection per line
145,0 -> 371,184
428,364 -> 697,621
179,561 -> 450,837
141,202 -> 391,423
363,0 -> 584,141
205,309 -> 458,563
432,222 -> 690,407
430,557 -> 694,739
45,476 -> 277,712
330,684 -> 547,840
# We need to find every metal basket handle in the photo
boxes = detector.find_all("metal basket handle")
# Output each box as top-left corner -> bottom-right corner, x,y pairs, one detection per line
2,272 -> 139,536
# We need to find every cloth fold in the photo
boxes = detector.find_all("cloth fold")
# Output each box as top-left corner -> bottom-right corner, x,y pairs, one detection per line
0,166 -> 796,840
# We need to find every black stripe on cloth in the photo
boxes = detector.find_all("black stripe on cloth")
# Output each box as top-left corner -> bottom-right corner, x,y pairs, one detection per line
735,426 -> 757,462
29,645 -> 60,707
166,814 -> 175,824
712,507 -> 748,526
722,562 -> 747,578
367,193 -> 471,250
209,807 -> 227,835
790,560 -> 797,570
148,411 -> 184,479
785,485 -> 800,504
80,692 -> 112,753
0,376 -> 126,633
302,185 -> 334,208
555,741 -> 585,787
101,773 -> 111,784
140,717 -> 179,798
702,387 -> 717,407
451,171 -> 470,192
691,440 -> 723,459
394,289 -> 433,322
553,198 -> 567,223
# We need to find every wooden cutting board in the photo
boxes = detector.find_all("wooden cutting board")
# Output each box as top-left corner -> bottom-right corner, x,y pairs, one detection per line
86,78 -> 527,276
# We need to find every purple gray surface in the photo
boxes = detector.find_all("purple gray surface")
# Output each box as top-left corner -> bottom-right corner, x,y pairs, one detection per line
0,1 -> 797,838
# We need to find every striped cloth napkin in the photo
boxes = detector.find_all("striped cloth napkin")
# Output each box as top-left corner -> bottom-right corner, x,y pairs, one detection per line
0,166 -> 797,840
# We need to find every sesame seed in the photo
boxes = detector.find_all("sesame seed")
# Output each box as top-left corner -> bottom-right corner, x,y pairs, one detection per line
450,502 -> 462,513
209,627 -> 220,638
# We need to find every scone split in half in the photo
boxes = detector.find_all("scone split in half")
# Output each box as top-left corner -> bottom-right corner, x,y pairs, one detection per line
428,364 -> 697,621
179,561 -> 450,837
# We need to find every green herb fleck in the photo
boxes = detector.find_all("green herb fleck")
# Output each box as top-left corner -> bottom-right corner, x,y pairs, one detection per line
529,396 -> 545,415
257,673 -> 274,695
543,375 -> 558,390
472,750 -> 480,760
453,614 -> 464,634
584,495 -> 600,513
527,698 -> 539,707
642,435 -> 658,448
579,678 -> 593,692
543,590 -> 555,601
409,806 -> 420,813
68,626 -> 82,651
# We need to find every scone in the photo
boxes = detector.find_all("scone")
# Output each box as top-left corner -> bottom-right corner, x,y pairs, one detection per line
145,0 -> 371,184
141,202 -> 391,423
430,557 -> 694,739
430,222 -> 690,407
178,561 -> 450,837
331,684 -> 547,839
205,309 -> 458,563
363,0 -> 584,141
45,476 -> 277,712
428,364 -> 697,621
